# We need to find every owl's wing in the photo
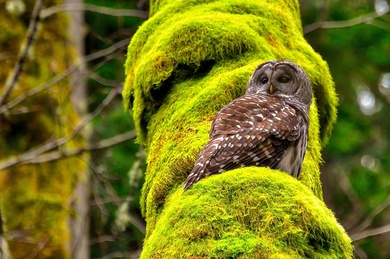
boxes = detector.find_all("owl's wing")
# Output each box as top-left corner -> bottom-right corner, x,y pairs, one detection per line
210,95 -> 302,138
183,130 -> 290,190
183,95 -> 305,190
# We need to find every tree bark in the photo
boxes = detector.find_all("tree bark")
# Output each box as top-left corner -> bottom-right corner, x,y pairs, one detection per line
65,0 -> 90,258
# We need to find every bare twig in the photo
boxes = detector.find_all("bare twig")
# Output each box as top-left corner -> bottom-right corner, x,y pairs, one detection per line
101,178 -> 122,207
29,238 -> 50,259
91,175 -> 110,218
90,165 -> 121,219
89,235 -> 117,245
0,0 -> 46,106
91,198 -> 129,206
27,130 -> 137,164
367,19 -> 390,33
89,71 -> 121,87
304,10 -> 389,34
333,169 -> 364,230
128,213 -> 146,235
137,0 -> 148,10
352,196 -> 390,234
0,86 -> 124,171
0,65 -> 78,114
0,38 -> 130,114
350,224 -> 390,242
354,247 -> 368,259
41,3 -> 148,19
318,0 -> 329,23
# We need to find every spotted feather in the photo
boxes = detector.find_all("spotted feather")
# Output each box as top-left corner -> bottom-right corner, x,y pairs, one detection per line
183,60 -> 311,190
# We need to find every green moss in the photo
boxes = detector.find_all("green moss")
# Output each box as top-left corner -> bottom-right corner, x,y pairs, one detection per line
142,169 -> 352,259
123,0 -> 350,257
124,0 -> 337,146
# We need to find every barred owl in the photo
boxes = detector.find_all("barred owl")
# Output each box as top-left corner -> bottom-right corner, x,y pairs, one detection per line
183,60 -> 312,190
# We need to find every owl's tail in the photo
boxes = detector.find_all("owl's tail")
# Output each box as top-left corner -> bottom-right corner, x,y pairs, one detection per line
182,138 -> 222,190
182,165 -> 203,190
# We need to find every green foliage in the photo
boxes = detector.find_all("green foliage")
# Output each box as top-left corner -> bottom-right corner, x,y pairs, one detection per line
83,1 -> 147,257
326,104 -> 372,156
302,1 -> 390,257
92,107 -> 139,194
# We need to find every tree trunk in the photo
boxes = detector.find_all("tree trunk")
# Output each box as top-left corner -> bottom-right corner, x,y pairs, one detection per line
65,0 -> 90,258
123,0 -> 353,258
0,0 -> 87,257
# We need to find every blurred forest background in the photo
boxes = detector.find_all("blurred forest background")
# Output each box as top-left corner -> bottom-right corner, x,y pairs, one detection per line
0,0 -> 389,258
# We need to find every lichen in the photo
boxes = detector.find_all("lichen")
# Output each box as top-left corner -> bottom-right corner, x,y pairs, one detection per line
123,0 -> 350,258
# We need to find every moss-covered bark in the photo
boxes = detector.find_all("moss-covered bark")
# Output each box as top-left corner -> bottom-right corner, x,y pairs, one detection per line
123,0 -> 352,258
0,1 -> 86,257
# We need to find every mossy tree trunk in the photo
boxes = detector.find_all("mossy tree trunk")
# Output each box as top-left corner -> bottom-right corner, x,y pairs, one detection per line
0,1 -> 87,258
124,0 -> 353,258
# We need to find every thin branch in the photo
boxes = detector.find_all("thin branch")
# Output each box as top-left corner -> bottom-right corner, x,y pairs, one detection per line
351,196 -> 390,234
350,224 -> 390,242
90,166 -> 122,220
129,213 -> 146,235
40,3 -> 148,19
137,0 -> 148,10
353,247 -> 368,259
89,235 -> 117,245
318,0 -> 329,23
91,175 -> 110,217
304,10 -> 389,34
0,38 -> 130,114
91,198 -> 129,206
0,65 -> 78,114
29,238 -> 50,259
333,169 -> 364,230
366,19 -> 390,33
27,130 -> 137,164
0,86 -> 123,171
0,0 -> 46,106
89,71 -> 121,87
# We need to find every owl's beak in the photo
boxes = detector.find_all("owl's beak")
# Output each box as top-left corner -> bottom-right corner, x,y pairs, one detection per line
269,84 -> 274,94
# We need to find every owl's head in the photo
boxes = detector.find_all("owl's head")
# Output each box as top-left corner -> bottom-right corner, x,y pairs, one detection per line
246,60 -> 312,108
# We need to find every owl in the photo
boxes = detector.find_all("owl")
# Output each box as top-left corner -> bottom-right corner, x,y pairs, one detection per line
183,60 -> 312,190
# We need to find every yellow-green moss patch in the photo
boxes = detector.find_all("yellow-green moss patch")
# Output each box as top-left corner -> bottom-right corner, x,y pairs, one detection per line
124,0 -> 337,146
142,169 -> 352,259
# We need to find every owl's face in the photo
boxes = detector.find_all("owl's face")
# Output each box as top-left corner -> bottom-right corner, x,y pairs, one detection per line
246,60 -> 312,107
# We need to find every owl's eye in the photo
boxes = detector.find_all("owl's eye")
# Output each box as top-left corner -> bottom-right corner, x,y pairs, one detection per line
260,76 -> 268,84
277,75 -> 290,83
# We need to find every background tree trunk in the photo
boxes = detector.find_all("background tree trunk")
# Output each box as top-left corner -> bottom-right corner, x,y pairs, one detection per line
65,0 -> 90,258
0,0 -> 87,257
